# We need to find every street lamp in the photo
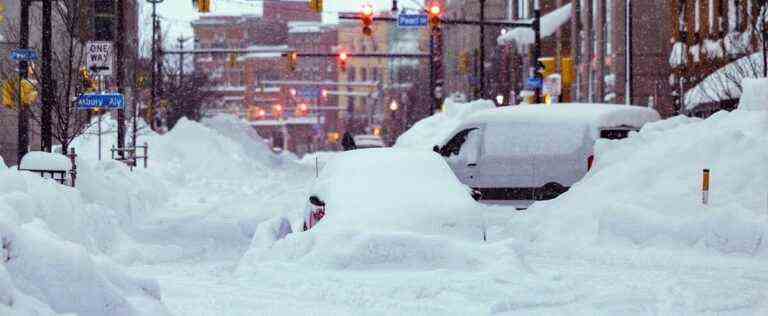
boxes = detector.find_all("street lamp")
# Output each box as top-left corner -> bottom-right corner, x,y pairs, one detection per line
495,94 -> 504,105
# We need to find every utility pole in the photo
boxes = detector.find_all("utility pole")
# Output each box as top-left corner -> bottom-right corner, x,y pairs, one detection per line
625,0 -> 633,104
532,0 -> 542,104
147,0 -> 163,131
479,0 -> 486,99
177,36 -> 189,85
17,0 -> 30,164
41,0 -> 53,152
116,0 -> 126,159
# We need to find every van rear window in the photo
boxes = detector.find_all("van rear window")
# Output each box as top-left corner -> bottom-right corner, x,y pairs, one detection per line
483,123 -> 588,156
599,129 -> 634,140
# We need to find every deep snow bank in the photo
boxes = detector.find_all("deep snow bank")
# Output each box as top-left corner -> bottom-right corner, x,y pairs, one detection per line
395,98 -> 495,149
505,109 -> 768,255
0,168 -> 170,316
238,149 -> 490,272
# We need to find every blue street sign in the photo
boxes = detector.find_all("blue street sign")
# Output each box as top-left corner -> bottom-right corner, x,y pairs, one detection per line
76,93 -> 125,110
299,88 -> 321,99
397,14 -> 428,28
10,49 -> 39,61
526,76 -> 543,89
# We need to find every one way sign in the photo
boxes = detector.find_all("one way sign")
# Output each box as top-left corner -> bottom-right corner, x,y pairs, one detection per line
86,41 -> 113,75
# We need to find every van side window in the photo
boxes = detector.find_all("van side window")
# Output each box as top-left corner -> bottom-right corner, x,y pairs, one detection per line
599,128 -> 636,140
442,128 -> 478,157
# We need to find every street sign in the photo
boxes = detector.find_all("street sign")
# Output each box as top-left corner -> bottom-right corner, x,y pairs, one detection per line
86,41 -> 114,75
526,76 -> 543,89
299,88 -> 321,99
76,93 -> 125,110
397,14 -> 428,28
10,49 -> 38,61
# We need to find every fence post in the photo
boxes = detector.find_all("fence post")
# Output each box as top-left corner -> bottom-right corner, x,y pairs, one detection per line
702,169 -> 710,205
68,148 -> 77,187
143,142 -> 148,168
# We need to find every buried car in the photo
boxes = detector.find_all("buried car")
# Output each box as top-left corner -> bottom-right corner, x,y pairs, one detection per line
434,103 -> 660,202
301,148 -> 486,240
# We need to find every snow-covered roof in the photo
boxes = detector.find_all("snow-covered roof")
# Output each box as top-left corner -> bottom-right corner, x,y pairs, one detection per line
497,4 -> 572,49
684,52 -> 763,109
19,152 -> 72,171
463,103 -> 660,139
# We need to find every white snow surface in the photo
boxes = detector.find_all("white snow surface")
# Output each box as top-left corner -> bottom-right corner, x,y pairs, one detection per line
395,98 -> 495,149
18,152 -> 72,171
497,3 -> 572,49
738,78 -> 768,111
5,108 -> 768,315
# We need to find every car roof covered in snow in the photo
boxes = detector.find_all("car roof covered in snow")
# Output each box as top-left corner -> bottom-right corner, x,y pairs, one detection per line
460,103 -> 660,138
309,148 -> 483,239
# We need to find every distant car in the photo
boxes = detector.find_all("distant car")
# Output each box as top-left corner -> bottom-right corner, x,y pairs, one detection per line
352,134 -> 386,149
302,148 -> 484,240
433,103 -> 660,201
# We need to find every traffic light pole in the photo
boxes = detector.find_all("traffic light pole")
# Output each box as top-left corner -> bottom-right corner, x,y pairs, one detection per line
41,0 -> 52,152
17,0 -> 30,165
533,6 -> 542,104
147,0 -> 163,131
479,0 -> 486,99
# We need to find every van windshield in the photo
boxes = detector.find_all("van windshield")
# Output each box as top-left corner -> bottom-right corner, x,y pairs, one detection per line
483,122 -> 588,156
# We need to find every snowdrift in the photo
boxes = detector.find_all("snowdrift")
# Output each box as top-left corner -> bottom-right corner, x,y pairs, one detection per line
238,149 -> 490,272
395,98 -> 495,149
504,109 -> 768,256
0,169 -> 170,316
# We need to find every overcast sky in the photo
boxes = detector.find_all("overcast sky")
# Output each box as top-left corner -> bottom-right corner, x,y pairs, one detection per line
141,0 -> 424,50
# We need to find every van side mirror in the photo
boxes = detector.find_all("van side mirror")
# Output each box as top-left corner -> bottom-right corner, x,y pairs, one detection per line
309,195 -> 325,207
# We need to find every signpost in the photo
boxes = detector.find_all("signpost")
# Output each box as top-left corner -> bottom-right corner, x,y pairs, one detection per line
86,41 -> 113,75
526,76 -> 543,90
397,14 -> 428,28
77,93 -> 124,161
10,49 -> 38,61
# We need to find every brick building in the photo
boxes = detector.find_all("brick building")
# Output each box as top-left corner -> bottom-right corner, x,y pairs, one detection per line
191,0 -> 334,154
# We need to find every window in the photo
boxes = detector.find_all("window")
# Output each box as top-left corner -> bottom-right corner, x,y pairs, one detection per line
361,68 -> 368,81
372,68 -> 380,81
442,128 -> 478,157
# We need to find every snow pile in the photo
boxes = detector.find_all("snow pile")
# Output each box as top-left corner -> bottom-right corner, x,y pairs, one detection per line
497,3 -> 572,49
0,166 -> 170,316
395,98 -> 495,149
19,152 -> 72,171
238,149 -> 487,272
503,109 -> 768,256
738,78 -> 768,111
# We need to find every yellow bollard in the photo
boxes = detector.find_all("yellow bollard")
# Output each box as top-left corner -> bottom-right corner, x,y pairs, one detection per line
702,169 -> 710,205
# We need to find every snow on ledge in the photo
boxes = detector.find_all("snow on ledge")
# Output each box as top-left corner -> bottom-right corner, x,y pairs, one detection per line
497,4 -> 572,49
19,152 -> 72,171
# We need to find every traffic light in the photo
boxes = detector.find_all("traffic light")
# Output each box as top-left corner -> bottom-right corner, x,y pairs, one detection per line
272,104 -> 283,118
228,53 -> 237,68
428,2 -> 442,30
458,52 -> 470,75
295,103 -> 309,117
338,52 -> 348,72
361,4 -> 374,36
321,89 -> 329,99
287,51 -> 298,72
194,0 -> 211,13
308,0 -> 323,13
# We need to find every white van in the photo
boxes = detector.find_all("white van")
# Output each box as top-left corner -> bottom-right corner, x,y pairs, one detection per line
433,103 -> 660,201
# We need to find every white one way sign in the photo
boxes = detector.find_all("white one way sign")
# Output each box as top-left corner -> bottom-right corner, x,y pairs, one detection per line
86,41 -> 113,75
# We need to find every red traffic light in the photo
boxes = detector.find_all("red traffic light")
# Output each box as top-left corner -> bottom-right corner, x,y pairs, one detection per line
362,4 -> 374,17
361,4 -> 374,36
339,52 -> 348,61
